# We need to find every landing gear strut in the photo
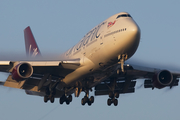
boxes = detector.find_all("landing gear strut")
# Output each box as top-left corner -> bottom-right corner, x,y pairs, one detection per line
118,54 -> 128,73
81,89 -> 94,106
44,94 -> 55,103
105,79 -> 120,106
42,76 -> 60,103
43,87 -> 56,103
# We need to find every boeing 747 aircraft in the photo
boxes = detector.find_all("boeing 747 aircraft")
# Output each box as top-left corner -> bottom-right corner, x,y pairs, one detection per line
0,12 -> 179,106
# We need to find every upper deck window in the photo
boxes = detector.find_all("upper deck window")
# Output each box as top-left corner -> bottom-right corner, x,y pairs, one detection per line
116,14 -> 132,19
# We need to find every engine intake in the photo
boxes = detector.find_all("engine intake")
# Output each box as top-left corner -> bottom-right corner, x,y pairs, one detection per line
12,63 -> 33,81
152,70 -> 173,89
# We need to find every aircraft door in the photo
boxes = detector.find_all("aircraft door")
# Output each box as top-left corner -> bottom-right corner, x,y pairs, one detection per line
100,31 -> 104,45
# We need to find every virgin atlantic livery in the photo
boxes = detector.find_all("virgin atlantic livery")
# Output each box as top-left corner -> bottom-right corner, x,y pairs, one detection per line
0,12 -> 179,106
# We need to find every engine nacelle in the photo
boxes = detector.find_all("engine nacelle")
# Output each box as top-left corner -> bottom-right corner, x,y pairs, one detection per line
12,63 -> 33,82
152,70 -> 173,89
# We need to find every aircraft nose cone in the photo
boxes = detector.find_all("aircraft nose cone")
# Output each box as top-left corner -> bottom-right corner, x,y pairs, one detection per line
128,21 -> 141,44
124,21 -> 141,58
129,22 -> 141,37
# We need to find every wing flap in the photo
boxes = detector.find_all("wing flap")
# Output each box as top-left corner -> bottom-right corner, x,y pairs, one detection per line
4,75 -> 41,92
144,79 -> 179,88
4,75 -> 25,89
95,88 -> 135,96
95,81 -> 136,91
95,81 -> 136,96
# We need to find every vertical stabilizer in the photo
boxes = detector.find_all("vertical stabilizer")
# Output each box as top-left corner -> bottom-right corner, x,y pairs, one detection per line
24,26 -> 41,57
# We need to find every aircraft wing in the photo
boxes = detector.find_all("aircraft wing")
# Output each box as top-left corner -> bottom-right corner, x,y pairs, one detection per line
94,62 -> 180,96
0,59 -> 80,94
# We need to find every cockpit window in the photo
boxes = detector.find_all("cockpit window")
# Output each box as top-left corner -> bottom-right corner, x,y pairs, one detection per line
116,14 -> 132,19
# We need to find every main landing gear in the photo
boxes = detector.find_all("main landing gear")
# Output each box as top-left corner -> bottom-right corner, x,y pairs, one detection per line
43,76 -> 60,103
81,89 -> 94,106
105,78 -> 120,106
81,96 -> 94,106
59,94 -> 72,105
44,88 -> 56,103
107,91 -> 119,106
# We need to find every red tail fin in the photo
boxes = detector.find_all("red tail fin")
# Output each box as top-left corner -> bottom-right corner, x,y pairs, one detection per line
24,26 -> 41,57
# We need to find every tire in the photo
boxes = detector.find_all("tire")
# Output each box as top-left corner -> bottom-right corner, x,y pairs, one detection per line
89,96 -> 94,103
114,92 -> 119,98
44,96 -> 48,103
88,101 -> 92,106
50,96 -> 54,103
59,97 -> 64,104
84,96 -> 88,103
81,98 -> 85,105
114,99 -> 118,106
109,92 -> 114,99
107,99 -> 111,106
66,100 -> 70,105
68,95 -> 72,102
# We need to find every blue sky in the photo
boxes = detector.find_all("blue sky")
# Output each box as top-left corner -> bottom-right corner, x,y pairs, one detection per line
0,0 -> 180,120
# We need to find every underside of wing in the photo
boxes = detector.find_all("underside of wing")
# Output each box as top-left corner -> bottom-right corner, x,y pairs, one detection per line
0,59 -> 81,95
93,62 -> 180,97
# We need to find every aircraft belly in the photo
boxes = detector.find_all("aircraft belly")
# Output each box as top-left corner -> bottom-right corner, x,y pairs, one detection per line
59,59 -> 95,86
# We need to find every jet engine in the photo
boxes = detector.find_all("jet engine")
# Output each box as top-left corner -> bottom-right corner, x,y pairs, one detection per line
152,70 -> 173,89
12,63 -> 33,81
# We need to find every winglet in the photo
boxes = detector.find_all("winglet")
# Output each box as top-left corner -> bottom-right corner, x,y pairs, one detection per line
24,26 -> 41,57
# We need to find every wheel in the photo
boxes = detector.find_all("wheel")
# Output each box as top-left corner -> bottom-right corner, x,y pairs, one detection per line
88,101 -> 92,106
84,96 -> 88,103
107,99 -> 111,106
114,99 -> 118,106
59,97 -> 64,104
44,95 -> 48,103
81,98 -> 85,105
66,100 -> 70,105
68,95 -> 72,102
50,96 -> 54,103
109,92 -> 114,99
114,92 -> 119,98
89,96 -> 94,103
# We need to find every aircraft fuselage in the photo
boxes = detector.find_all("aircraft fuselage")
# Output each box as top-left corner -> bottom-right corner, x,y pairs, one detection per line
59,12 -> 141,88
